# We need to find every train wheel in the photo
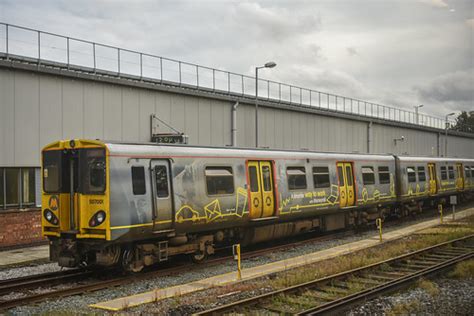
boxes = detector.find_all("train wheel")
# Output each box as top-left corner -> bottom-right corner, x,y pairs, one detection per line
121,248 -> 144,272
190,250 -> 208,263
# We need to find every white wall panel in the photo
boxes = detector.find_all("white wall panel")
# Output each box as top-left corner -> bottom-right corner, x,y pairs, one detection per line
0,67 -> 473,168
138,90 -> 154,142
83,82 -> 104,140
14,72 -> 39,166
0,69 -> 15,166
122,88 -> 139,141
103,85 -> 122,141
39,75 -> 62,148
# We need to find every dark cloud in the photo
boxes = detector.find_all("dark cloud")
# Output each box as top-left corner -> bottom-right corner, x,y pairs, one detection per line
415,69 -> 474,108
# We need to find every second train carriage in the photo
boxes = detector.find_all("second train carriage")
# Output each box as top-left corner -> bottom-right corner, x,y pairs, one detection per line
41,139 -> 474,271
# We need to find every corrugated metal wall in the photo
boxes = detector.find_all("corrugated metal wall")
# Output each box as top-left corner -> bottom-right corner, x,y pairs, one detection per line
1,68 -> 473,167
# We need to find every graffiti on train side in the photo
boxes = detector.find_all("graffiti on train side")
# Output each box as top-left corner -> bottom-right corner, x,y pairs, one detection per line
175,187 -> 248,223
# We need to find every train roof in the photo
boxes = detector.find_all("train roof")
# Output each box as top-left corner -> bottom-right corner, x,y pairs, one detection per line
42,139 -> 474,162
102,140 -> 395,161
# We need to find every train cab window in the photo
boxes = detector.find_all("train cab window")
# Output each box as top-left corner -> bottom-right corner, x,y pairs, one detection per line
378,166 -> 390,184
205,167 -> 234,195
313,166 -> 330,188
362,167 -> 375,185
155,166 -> 169,198
287,167 -> 307,190
465,166 -> 471,178
448,166 -> 455,179
131,166 -> 146,195
417,166 -> 426,182
441,166 -> 447,180
43,150 -> 62,193
407,167 -> 416,183
81,149 -> 106,194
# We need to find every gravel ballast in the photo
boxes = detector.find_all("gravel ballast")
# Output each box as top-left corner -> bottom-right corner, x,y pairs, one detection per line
349,278 -> 474,315
3,209 -> 473,314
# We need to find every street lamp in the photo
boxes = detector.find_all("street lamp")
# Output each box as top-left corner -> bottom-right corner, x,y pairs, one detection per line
444,112 -> 455,157
255,61 -> 277,148
414,104 -> 424,125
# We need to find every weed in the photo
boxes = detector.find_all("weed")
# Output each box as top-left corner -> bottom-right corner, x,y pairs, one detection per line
449,259 -> 474,279
386,299 -> 421,316
417,278 -> 439,296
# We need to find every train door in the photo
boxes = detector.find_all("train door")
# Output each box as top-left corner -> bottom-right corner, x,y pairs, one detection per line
456,163 -> 464,190
150,160 -> 173,230
428,163 -> 438,195
337,162 -> 355,207
247,160 -> 275,219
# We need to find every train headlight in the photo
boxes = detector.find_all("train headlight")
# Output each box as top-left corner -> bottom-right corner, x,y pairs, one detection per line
44,209 -> 59,225
89,211 -> 106,227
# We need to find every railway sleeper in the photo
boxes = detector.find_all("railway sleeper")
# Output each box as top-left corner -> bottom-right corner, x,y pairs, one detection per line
300,289 -> 335,301
317,285 -> 351,295
362,274 -> 398,281
349,277 -> 387,286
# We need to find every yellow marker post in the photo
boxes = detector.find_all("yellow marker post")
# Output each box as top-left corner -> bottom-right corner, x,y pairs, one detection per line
233,244 -> 242,280
376,218 -> 383,242
438,204 -> 443,224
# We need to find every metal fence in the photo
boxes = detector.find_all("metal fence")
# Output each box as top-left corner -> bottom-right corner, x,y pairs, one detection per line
0,22 -> 472,133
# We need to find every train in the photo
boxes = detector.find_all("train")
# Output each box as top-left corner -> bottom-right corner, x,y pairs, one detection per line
41,139 -> 474,271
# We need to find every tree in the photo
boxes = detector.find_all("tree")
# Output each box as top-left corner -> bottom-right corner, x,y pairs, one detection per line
450,111 -> 474,133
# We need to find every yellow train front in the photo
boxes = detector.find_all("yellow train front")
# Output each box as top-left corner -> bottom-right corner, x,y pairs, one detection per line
42,140 -> 111,267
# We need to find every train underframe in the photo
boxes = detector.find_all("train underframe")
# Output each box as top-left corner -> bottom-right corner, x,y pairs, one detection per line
49,193 -> 473,272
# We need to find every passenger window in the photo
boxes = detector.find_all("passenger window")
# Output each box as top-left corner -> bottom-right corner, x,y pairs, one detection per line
131,166 -> 146,195
205,167 -> 234,195
465,166 -> 471,178
313,166 -> 330,188
407,167 -> 416,183
155,166 -> 169,198
345,166 -> 353,186
287,167 -> 307,190
249,166 -> 259,192
448,166 -> 455,179
337,166 -> 345,186
471,166 -> 474,178
417,166 -> 426,182
378,166 -> 390,184
441,166 -> 447,180
362,166 -> 375,185
261,166 -> 272,192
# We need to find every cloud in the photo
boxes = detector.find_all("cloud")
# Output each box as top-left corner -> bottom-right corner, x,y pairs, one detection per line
414,69 -> 474,109
467,19 -> 474,28
418,0 -> 449,8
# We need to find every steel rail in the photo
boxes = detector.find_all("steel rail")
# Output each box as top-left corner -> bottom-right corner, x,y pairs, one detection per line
0,230 -> 353,311
0,207 -> 467,310
195,235 -> 474,315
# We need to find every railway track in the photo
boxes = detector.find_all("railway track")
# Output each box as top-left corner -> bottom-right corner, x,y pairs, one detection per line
0,231 -> 351,310
0,206 -> 469,311
196,235 -> 474,315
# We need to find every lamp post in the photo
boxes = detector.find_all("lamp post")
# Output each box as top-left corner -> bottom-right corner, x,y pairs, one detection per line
255,61 -> 277,148
414,104 -> 424,125
445,112 -> 455,157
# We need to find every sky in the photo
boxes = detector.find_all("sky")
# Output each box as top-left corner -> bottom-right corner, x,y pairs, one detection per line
0,0 -> 473,119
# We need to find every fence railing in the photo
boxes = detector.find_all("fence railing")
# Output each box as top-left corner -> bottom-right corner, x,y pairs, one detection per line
0,22 -> 472,133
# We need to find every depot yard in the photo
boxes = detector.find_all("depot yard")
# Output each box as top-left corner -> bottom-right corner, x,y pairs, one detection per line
2,206 -> 471,315
136,215 -> 474,315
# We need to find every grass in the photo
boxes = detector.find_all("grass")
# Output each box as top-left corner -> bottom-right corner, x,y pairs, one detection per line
416,278 -> 439,296
449,259 -> 474,279
270,216 -> 474,289
386,299 -> 421,316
